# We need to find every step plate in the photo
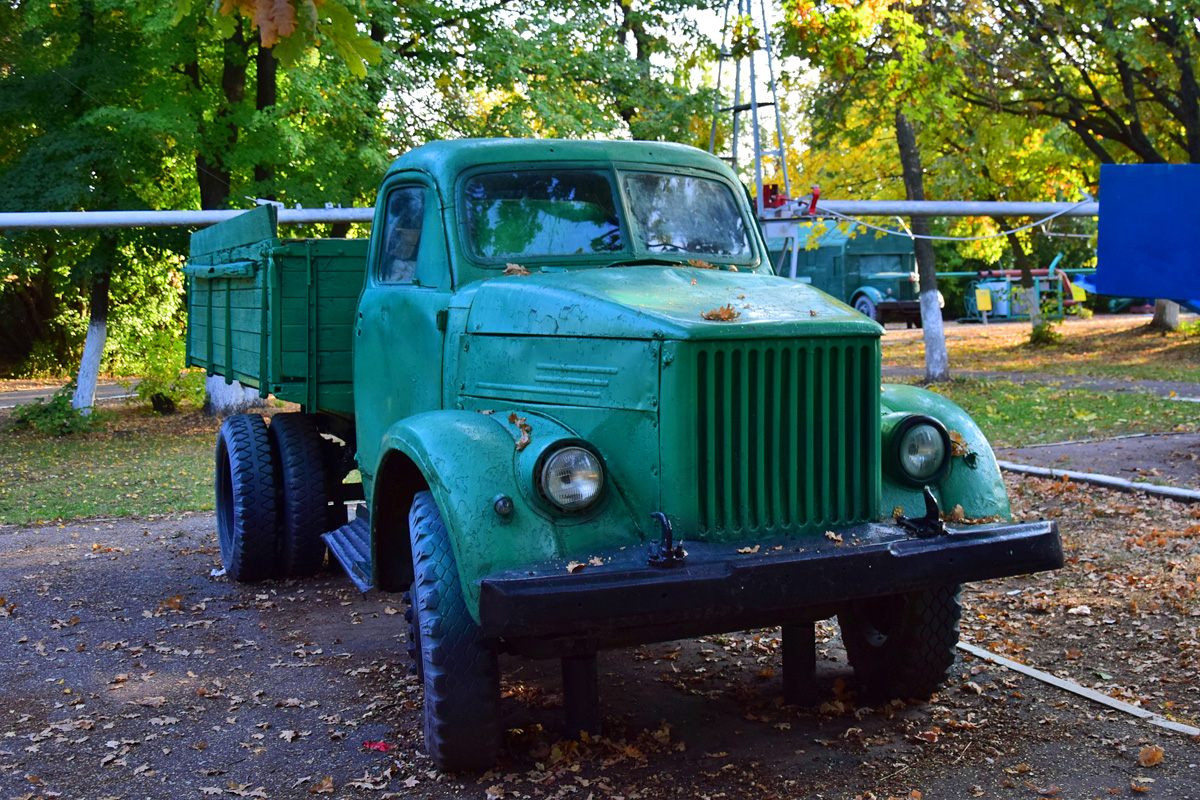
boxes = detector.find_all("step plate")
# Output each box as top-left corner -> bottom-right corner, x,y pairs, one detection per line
322,514 -> 373,592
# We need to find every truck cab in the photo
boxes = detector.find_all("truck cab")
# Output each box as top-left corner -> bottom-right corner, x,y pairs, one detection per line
190,139 -> 1061,772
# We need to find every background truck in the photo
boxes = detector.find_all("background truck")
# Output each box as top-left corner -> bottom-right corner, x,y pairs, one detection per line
186,138 -> 1062,772
765,221 -> 936,326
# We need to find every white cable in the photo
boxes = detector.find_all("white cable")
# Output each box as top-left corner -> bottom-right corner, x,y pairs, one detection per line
813,199 -> 1093,242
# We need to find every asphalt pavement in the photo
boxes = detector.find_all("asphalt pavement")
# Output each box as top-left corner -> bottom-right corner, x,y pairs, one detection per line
0,381 -> 135,409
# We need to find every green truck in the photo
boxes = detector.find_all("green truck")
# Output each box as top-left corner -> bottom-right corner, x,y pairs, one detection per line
766,221 -> 936,325
186,138 -> 1061,771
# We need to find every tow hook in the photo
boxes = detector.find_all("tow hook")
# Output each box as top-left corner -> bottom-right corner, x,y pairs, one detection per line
647,512 -> 686,567
897,485 -> 948,538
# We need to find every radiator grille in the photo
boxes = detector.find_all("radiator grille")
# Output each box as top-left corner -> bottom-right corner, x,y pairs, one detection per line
688,339 -> 880,535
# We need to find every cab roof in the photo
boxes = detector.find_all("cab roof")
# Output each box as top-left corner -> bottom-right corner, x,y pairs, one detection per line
384,138 -> 739,189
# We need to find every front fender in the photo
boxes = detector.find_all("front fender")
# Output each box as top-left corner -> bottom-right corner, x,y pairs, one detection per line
880,384 -> 1011,521
376,409 -> 641,622
854,285 -> 886,306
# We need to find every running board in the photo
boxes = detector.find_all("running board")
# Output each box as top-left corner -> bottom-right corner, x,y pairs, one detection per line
322,510 -> 373,592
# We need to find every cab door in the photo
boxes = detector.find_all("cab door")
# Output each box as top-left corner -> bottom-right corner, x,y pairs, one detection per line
353,175 -> 452,494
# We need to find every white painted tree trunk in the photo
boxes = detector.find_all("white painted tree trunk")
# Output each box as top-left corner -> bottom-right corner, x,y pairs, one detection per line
1151,299 -> 1180,331
920,290 -> 949,382
205,375 -> 266,415
72,317 -> 106,414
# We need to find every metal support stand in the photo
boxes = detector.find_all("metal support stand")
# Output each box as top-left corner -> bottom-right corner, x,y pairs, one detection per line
781,623 -> 817,706
562,655 -> 601,738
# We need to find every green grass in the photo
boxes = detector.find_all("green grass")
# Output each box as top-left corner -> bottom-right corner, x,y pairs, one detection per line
883,316 -> 1200,384
926,379 -> 1200,447
0,411 -> 216,526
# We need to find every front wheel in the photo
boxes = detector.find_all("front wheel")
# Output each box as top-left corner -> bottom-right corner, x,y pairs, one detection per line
214,414 -> 279,582
838,585 -> 961,699
854,295 -> 877,321
408,491 -> 501,771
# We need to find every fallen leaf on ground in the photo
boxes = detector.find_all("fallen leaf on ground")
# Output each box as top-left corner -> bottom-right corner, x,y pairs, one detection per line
310,776 -> 334,794
362,741 -> 395,752
566,562 -> 585,573
1138,744 -> 1164,767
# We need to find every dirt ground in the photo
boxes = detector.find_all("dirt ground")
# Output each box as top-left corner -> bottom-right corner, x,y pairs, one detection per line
2,473 -> 1199,800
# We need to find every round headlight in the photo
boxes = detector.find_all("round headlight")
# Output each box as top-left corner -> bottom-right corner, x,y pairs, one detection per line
540,446 -> 604,511
898,422 -> 948,482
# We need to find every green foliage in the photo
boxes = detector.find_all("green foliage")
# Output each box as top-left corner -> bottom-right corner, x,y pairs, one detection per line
1029,319 -> 1065,347
8,382 -> 107,436
951,0 -> 1200,165
119,326 -> 206,412
123,329 -> 207,413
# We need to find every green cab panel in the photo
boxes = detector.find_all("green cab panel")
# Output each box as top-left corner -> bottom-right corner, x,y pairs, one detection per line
879,384 -> 1012,521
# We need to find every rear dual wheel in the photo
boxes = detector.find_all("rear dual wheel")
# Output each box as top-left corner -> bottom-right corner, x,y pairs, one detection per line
269,414 -> 339,578
215,413 -> 338,582
215,415 -> 279,582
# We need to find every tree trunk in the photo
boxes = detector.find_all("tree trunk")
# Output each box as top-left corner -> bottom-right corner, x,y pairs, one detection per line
894,109 -> 949,382
254,41 -> 276,190
1149,299 -> 1180,331
193,22 -> 250,210
72,268 -> 111,414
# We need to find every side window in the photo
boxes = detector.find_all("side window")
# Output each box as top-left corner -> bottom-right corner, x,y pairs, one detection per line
380,187 -> 425,283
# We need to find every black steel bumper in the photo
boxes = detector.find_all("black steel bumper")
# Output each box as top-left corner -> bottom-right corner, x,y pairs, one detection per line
478,520 -> 1061,645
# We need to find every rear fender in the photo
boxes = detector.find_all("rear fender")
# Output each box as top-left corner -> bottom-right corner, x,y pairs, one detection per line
880,384 -> 1011,521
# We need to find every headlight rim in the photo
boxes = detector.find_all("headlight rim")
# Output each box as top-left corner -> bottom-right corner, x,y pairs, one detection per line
535,440 -> 607,513
886,414 -> 952,487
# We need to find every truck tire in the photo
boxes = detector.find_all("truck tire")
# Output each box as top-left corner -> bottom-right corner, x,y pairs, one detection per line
854,295 -> 877,321
215,414 -> 280,582
408,490 -> 501,771
838,585 -> 961,699
269,414 -> 336,578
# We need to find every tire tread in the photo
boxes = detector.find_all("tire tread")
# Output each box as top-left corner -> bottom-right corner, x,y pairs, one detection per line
408,490 -> 500,771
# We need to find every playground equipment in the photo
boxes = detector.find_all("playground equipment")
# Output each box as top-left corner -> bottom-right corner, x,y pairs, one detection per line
960,255 -> 1087,323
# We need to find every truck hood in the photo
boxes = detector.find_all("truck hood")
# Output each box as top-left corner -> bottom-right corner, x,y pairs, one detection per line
459,266 -> 880,340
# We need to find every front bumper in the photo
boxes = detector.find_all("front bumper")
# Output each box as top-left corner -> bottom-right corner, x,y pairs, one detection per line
478,519 -> 1061,647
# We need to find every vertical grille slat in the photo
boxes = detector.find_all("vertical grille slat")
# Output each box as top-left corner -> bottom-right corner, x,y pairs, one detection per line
691,337 -> 879,536
779,348 -> 794,527
761,348 -> 776,530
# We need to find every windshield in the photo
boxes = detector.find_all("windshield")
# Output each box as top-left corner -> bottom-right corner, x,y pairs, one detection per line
621,172 -> 751,258
461,167 -> 755,264
857,254 -> 912,275
462,170 -> 623,259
